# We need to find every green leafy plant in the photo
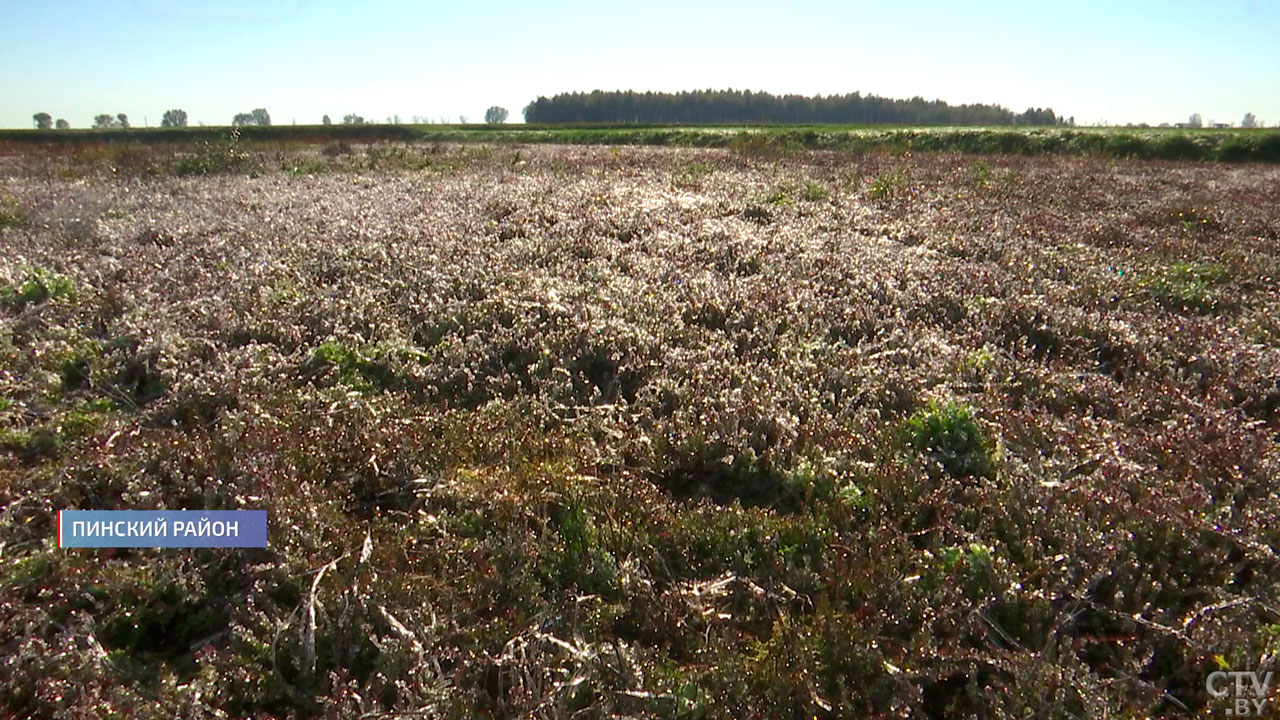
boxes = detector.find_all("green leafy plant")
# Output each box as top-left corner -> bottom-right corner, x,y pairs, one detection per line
0,268 -> 74,310
761,185 -> 794,206
0,197 -> 24,228
755,180 -> 830,206
801,180 -> 829,201
868,168 -> 907,200
1145,261 -> 1228,313
902,399 -> 999,479
302,340 -> 420,393
651,436 -> 815,513
0,427 -> 62,463
936,542 -> 993,571
172,127 -> 251,175
972,160 -> 992,186
674,162 -> 715,188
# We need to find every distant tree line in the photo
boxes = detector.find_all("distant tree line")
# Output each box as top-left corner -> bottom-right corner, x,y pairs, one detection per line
33,114 -> 71,129
522,89 -> 1062,126
93,113 -> 130,129
232,108 -> 272,127
25,104 -> 1269,131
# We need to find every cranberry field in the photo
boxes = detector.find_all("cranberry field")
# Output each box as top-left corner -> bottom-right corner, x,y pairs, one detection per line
2,141 -> 1279,717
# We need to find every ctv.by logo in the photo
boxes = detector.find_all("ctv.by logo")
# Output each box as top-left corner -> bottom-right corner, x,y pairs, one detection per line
1206,668 -> 1273,717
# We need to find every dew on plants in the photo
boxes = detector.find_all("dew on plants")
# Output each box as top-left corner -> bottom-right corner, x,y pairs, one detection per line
0,139 -> 1278,718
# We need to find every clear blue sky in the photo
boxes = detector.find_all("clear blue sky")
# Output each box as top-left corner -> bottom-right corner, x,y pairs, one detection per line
2,0 -> 1277,128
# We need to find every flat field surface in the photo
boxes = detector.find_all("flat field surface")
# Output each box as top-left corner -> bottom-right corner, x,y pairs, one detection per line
2,143 -> 1279,718
4,123 -> 1280,162
411,125 -> 1280,163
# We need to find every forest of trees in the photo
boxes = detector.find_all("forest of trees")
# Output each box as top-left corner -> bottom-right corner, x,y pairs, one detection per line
523,89 -> 1061,126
